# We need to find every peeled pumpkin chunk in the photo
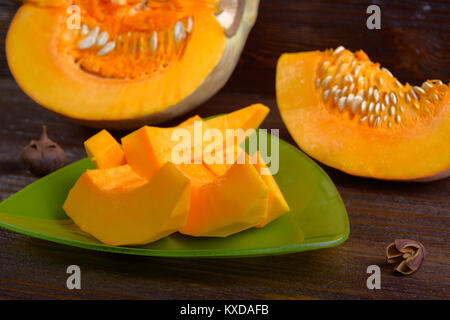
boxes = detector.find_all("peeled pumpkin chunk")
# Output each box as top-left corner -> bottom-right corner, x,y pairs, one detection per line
122,104 -> 269,179
252,151 -> 290,227
123,136 -> 270,237
276,46 -> 450,181
84,129 -> 126,169
121,105 -> 290,237
178,160 -> 270,237
63,163 -> 191,246
6,0 -> 260,129
203,145 -> 290,227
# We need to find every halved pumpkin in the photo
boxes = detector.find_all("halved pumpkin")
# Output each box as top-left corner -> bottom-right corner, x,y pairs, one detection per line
63,163 -> 191,246
6,0 -> 260,129
276,47 -> 450,181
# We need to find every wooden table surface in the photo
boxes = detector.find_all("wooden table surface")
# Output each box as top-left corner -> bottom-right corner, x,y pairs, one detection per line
0,0 -> 449,300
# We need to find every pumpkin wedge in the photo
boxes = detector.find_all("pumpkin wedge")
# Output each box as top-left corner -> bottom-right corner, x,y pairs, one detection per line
276,47 -> 450,181
7,0 -> 260,129
63,163 -> 191,246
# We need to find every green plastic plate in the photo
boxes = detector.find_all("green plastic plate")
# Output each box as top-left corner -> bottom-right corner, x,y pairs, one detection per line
0,131 -> 349,257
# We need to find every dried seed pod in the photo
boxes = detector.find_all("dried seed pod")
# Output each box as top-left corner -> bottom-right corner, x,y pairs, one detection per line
21,126 -> 66,176
386,239 -> 425,275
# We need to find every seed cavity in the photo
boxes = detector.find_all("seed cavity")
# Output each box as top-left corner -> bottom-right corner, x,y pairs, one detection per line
317,48 -> 448,129
78,34 -> 97,50
78,26 -> 100,50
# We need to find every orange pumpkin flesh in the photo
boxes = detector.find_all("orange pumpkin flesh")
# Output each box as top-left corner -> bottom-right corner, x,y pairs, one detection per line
84,129 -> 126,169
121,104 -> 285,237
121,103 -> 269,179
63,163 -> 191,246
7,0 -> 260,129
276,47 -> 450,181
252,151 -> 290,228
66,105 -> 289,241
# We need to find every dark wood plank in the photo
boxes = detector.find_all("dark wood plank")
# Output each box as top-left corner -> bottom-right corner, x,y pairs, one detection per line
0,0 -> 449,300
